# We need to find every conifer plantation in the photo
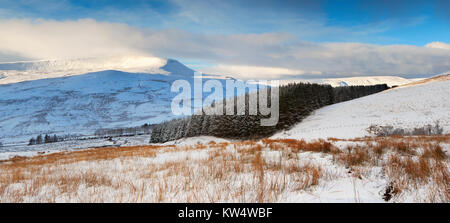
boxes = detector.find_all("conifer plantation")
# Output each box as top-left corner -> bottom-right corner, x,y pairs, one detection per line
150,83 -> 389,143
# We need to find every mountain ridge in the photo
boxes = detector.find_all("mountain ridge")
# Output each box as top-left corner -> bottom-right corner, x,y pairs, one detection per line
0,55 -> 194,85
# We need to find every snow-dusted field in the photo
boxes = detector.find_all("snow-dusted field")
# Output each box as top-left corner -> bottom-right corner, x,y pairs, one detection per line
273,75 -> 450,140
0,136 -> 448,203
0,134 -> 152,161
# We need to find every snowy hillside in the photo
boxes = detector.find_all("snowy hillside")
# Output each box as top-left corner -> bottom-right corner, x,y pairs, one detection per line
0,55 -> 194,85
0,71 -> 181,144
0,56 -> 205,144
273,74 -> 450,140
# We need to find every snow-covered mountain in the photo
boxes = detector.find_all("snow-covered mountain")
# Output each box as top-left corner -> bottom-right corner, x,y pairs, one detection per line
273,74 -> 450,140
0,55 -> 194,85
0,56 -> 200,144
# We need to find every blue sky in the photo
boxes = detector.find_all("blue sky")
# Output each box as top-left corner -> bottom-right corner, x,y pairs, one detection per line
0,0 -> 449,78
2,0 -> 448,45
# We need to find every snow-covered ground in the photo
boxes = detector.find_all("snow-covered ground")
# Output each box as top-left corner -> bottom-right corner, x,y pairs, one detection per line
160,136 -> 232,146
273,75 -> 450,140
0,136 -> 447,202
0,134 -> 152,161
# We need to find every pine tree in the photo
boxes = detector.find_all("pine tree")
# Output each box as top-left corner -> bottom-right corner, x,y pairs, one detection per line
44,134 -> 51,143
36,135 -> 43,145
29,137 -> 36,145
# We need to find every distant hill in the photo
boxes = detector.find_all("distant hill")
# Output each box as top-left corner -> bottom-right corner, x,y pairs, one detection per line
276,76 -> 423,87
273,74 -> 450,140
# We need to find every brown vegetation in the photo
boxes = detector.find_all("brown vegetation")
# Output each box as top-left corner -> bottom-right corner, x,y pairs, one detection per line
0,135 -> 448,202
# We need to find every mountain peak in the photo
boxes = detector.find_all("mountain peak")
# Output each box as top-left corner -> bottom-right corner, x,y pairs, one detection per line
0,55 -> 196,84
161,59 -> 195,77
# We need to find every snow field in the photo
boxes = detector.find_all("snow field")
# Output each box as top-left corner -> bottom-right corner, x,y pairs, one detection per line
0,135 -> 448,203
273,77 -> 450,140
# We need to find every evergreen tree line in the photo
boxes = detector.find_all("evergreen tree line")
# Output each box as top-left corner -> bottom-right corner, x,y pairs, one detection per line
29,134 -> 64,145
94,123 -> 153,137
150,83 -> 389,143
333,85 -> 389,103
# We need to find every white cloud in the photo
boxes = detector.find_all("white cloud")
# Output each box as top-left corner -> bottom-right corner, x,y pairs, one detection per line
200,64 -> 317,79
425,42 -> 450,50
0,19 -> 149,60
0,19 -> 449,79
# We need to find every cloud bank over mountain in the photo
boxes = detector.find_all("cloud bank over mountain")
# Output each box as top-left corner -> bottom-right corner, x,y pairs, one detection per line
426,42 -> 450,50
0,19 -> 449,79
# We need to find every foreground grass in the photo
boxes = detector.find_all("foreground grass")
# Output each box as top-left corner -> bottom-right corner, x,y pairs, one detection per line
0,135 -> 448,202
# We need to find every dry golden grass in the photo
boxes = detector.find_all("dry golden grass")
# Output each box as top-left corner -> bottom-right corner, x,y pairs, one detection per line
1,144 -> 163,167
262,138 -> 337,153
0,135 -> 448,202
337,145 -> 371,167
329,135 -> 449,202
0,139 -> 329,202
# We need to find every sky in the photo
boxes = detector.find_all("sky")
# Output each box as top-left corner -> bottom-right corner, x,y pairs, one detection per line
0,0 -> 449,79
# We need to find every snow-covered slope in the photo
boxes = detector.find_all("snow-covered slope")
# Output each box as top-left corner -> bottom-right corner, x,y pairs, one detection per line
0,56 -> 200,144
273,74 -> 450,140
0,71 -> 181,144
0,55 -> 194,84
277,76 -> 421,87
